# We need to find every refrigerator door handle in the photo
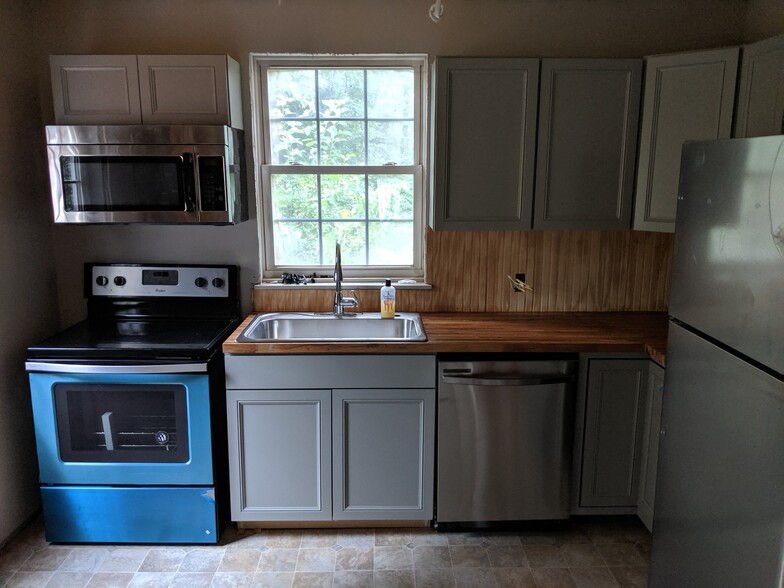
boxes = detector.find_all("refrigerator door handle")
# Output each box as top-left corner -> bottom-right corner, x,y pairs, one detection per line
771,141 -> 784,257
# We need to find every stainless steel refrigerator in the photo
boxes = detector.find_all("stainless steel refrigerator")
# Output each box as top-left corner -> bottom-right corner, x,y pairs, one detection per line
649,135 -> 784,587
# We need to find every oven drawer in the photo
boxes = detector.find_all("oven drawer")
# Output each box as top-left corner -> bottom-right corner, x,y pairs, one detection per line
41,486 -> 219,543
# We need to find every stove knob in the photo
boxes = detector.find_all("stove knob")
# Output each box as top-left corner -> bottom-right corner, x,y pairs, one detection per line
96,276 -> 108,287
113,276 -> 126,286
212,277 -> 225,288
195,277 -> 208,288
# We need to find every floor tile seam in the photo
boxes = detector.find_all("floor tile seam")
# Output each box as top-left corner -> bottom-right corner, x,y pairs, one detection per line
176,547 -> 224,575
566,565 -> 621,586
127,547 -> 152,576
5,570 -> 52,586
371,553 -> 415,573
49,570 -> 98,587
295,546 -> 341,573
213,548 -> 227,576
12,545 -> 38,573
587,538 -> 634,547
173,552 -> 185,575
18,546 -> 71,574
596,548 -> 646,568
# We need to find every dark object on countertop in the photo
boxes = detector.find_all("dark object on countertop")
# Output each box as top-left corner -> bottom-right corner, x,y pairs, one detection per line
281,273 -> 315,285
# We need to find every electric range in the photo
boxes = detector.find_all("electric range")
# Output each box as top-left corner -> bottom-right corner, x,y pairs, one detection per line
26,263 -> 241,543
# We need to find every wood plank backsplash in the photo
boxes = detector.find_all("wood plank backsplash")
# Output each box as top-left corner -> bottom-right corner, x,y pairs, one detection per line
253,229 -> 674,313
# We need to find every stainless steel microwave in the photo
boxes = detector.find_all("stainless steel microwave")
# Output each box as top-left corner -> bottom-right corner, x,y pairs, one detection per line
45,125 -> 247,224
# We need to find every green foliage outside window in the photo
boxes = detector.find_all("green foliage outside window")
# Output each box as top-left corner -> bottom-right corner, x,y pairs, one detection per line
266,67 -> 417,268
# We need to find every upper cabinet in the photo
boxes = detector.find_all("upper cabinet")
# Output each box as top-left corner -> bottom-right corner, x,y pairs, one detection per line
534,59 -> 642,230
50,54 -> 243,128
426,34 -> 784,233
734,33 -> 784,138
632,48 -> 739,233
430,57 -> 539,231
430,57 -> 642,231
50,55 -> 142,125
137,55 -> 242,127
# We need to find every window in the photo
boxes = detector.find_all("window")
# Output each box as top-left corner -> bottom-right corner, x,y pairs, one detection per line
253,55 -> 427,279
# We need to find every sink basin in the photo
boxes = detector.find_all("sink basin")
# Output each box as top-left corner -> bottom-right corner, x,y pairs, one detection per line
237,312 -> 427,342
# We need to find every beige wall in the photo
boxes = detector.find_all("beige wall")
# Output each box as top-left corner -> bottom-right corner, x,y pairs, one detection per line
28,0 -> 752,323
0,1 -> 60,543
32,0 -> 746,59
744,0 -> 784,41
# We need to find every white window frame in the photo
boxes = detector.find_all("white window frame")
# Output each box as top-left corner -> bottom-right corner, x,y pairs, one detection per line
251,54 -> 429,280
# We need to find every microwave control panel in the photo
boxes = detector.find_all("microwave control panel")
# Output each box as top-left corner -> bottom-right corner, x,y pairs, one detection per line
197,156 -> 227,211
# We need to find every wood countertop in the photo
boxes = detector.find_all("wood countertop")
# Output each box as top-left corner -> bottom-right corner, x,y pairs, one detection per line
223,312 -> 668,363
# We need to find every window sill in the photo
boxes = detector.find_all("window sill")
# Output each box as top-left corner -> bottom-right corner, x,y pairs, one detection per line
254,279 -> 432,290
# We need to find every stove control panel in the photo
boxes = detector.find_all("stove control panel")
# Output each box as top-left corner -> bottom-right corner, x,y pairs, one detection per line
90,265 -> 231,298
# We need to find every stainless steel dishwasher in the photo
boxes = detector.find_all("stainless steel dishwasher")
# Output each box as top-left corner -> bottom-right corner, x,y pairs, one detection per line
436,355 -> 577,526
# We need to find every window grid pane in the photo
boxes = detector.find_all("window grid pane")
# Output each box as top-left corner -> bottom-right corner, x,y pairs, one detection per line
316,174 -> 324,264
315,70 -> 322,166
261,60 -> 422,272
270,171 -> 415,266
364,70 -> 369,168
268,68 -> 415,167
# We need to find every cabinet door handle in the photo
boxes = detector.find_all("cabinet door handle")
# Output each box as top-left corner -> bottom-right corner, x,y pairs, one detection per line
440,374 -> 574,386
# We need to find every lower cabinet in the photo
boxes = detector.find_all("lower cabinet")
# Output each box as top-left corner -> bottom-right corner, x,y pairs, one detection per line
227,389 -> 332,521
225,355 -> 436,523
333,389 -> 435,520
574,355 -> 650,512
573,355 -> 666,529
636,361 -> 665,531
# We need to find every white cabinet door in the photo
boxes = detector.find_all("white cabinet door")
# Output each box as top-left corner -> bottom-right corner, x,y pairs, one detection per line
580,358 -> 649,508
637,361 -> 664,531
734,33 -> 784,138
533,59 -> 642,230
430,57 -> 539,230
633,48 -> 739,232
50,55 -> 142,124
226,389 -> 332,521
137,55 -> 242,127
51,54 -> 243,127
332,388 -> 435,520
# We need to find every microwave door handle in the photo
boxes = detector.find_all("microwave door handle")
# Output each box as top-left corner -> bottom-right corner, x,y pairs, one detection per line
181,152 -> 197,212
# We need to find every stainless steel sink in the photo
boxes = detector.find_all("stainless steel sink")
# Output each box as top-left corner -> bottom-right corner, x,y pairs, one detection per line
237,312 -> 427,342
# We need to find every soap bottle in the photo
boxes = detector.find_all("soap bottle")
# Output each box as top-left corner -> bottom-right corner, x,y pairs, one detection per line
380,279 -> 396,318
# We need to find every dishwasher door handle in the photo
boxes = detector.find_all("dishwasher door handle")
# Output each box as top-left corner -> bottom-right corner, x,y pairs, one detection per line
440,374 -> 575,386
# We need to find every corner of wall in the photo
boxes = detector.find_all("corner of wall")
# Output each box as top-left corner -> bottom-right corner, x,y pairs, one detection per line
0,0 -> 61,544
742,0 -> 784,43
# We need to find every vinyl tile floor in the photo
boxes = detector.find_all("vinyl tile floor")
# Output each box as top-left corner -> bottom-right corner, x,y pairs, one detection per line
0,515 -> 651,587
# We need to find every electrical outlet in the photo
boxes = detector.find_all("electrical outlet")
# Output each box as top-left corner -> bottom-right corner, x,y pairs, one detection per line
511,273 -> 527,292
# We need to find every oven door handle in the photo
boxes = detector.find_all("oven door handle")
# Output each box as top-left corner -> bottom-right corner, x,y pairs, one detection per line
25,362 -> 209,374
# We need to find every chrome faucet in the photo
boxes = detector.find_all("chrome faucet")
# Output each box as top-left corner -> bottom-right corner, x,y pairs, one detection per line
333,242 -> 359,315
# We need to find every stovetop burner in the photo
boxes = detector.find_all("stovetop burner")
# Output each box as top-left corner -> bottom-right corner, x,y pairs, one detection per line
27,317 -> 240,361
28,263 -> 242,362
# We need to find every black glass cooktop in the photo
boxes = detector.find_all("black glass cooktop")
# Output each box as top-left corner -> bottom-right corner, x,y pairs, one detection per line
27,318 -> 239,361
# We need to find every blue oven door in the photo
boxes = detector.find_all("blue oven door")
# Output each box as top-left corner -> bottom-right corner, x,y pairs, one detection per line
27,363 -> 213,486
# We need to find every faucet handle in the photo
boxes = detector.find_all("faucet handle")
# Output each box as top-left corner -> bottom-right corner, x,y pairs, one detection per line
344,290 -> 359,308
